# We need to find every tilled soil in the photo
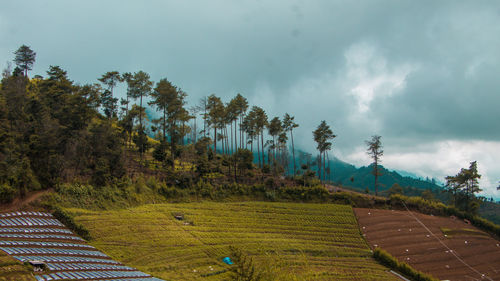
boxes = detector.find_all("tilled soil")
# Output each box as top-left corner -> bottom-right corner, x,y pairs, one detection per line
354,208 -> 500,281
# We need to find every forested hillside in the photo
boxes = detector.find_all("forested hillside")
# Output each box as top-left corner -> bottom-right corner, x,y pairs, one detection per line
0,45 -> 493,222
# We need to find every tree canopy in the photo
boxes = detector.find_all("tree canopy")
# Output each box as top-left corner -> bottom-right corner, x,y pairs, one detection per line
366,135 -> 383,195
13,45 -> 36,77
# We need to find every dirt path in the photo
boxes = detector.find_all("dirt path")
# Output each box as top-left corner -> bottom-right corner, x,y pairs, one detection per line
0,189 -> 53,212
354,208 -> 500,281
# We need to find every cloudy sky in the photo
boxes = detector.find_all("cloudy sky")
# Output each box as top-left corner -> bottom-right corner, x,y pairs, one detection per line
1,1 -> 500,198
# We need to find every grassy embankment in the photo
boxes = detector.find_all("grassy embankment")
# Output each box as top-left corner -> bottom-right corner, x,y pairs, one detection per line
69,202 -> 399,281
0,251 -> 35,281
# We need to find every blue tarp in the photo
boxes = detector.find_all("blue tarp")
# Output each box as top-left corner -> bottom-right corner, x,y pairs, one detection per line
222,257 -> 233,265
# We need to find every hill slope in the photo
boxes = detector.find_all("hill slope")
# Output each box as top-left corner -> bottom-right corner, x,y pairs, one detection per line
355,208 -> 500,281
70,202 -> 399,281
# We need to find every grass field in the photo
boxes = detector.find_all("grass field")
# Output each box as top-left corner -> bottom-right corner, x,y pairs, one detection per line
0,251 -> 35,281
70,202 -> 398,280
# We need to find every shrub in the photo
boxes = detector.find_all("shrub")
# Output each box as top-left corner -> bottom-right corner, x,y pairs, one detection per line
389,194 -> 500,238
0,183 -> 16,203
264,177 -> 275,189
373,248 -> 439,281
229,246 -> 263,281
52,206 -> 92,241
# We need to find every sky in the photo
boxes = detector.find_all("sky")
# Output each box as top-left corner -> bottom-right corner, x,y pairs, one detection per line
1,1 -> 500,199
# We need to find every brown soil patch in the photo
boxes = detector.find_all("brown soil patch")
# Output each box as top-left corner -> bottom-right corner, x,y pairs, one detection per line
354,208 -> 500,281
0,189 -> 53,212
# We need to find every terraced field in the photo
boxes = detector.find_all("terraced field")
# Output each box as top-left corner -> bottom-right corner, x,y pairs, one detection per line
0,250 -> 34,281
0,211 -> 162,281
355,208 -> 500,281
70,202 -> 398,280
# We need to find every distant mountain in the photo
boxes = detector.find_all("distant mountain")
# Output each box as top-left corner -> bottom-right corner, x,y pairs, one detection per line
289,150 -> 445,195
479,201 -> 500,225
330,161 -> 444,193
392,169 -> 421,180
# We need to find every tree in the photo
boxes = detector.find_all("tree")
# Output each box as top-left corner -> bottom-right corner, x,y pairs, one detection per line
121,72 -> 133,116
366,135 -> 383,196
13,45 -> 36,77
207,94 -> 224,153
421,189 -> 435,201
100,90 -> 118,119
282,113 -> 298,176
277,131 -> 288,174
98,71 -> 122,119
77,83 -> 102,111
149,78 -> 176,143
242,111 -> 257,155
125,71 -> 152,159
126,71 -> 153,131
234,148 -> 253,179
149,79 -> 190,168
234,93 -> 248,149
227,97 -> 240,155
253,107 -> 268,170
267,117 -> 281,159
445,161 -> 482,213
388,183 -> 403,196
313,121 -> 336,185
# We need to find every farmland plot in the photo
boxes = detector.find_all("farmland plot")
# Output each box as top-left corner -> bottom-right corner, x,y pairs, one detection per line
71,202 -> 398,280
0,211 -> 163,281
355,208 -> 500,281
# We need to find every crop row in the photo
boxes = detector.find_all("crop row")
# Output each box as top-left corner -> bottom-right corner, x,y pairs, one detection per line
72,202 -> 396,281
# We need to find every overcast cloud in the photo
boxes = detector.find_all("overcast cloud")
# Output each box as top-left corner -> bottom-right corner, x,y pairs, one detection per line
1,0 -> 499,198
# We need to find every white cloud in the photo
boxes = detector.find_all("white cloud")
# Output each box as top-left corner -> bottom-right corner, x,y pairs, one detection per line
344,140 -> 500,199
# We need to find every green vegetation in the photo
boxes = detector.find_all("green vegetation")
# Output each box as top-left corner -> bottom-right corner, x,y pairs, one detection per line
51,206 -> 92,241
312,120 -> 336,184
0,251 -> 35,281
373,248 -> 439,281
479,201 -> 500,225
444,161 -> 483,213
2,44 -> 499,281
389,194 -> 500,238
69,202 -> 398,281
365,135 -> 383,196
440,227 -> 489,238
2,44 -> 495,225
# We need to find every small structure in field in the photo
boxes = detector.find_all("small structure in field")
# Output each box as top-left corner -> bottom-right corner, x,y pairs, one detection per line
28,260 -> 46,272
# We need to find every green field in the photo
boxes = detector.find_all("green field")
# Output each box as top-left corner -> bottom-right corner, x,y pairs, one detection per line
70,202 -> 398,280
0,251 -> 35,281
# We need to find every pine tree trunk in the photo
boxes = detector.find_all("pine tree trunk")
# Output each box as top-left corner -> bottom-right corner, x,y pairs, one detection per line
291,130 -> 296,177
261,132 -> 265,169
214,127 -> 217,153
163,108 -> 166,142
257,136 -> 261,168
170,126 -> 176,169
139,94 -> 143,160
318,152 -> 322,184
323,152 -> 326,184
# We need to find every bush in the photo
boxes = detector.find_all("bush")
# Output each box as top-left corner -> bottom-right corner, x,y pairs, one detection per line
229,246 -> 263,281
389,194 -> 500,238
373,248 -> 439,281
0,183 -> 16,203
264,177 -> 275,189
52,206 -> 92,241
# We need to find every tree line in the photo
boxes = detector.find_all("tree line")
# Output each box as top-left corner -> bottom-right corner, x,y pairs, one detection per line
0,45 -> 342,200
0,45 -> 488,216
